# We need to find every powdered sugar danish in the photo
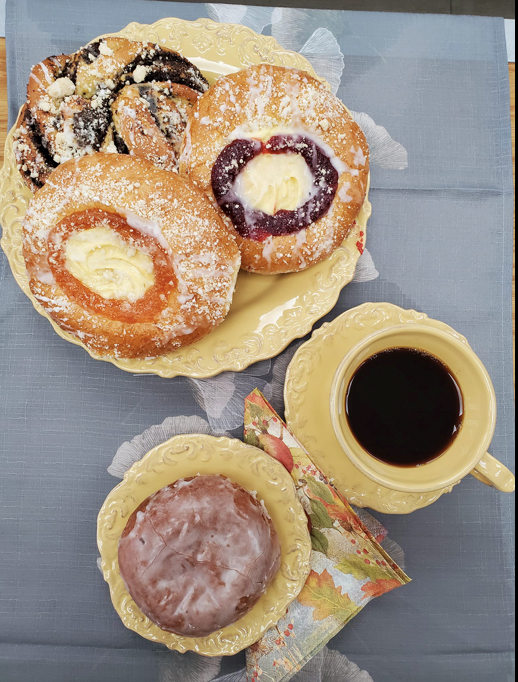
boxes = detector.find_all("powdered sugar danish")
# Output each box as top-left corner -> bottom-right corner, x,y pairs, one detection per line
180,64 -> 369,275
118,475 -> 281,637
22,153 -> 240,358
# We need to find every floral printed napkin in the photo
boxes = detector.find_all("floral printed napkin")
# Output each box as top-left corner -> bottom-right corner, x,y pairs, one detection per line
243,389 -> 410,682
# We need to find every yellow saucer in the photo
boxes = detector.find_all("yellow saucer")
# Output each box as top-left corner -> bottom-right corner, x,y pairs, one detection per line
284,303 -> 471,514
0,17 -> 371,378
97,434 -> 311,655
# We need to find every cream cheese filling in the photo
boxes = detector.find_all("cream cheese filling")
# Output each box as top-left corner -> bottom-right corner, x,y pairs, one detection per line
65,226 -> 155,302
233,152 -> 314,215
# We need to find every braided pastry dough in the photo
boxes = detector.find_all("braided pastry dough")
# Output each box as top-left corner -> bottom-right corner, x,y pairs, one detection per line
22,153 -> 240,358
13,37 -> 208,190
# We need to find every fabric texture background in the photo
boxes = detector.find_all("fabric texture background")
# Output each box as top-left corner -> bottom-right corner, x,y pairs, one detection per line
0,1 -> 515,680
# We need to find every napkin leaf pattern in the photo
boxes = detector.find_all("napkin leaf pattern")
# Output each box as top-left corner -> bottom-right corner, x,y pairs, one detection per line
213,647 -> 374,682
299,570 -> 355,621
243,389 -> 410,681
105,410 -> 407,682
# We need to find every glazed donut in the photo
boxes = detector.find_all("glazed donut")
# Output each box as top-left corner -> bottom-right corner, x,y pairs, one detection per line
118,475 -> 281,637
180,64 -> 369,275
14,38 -> 208,189
22,153 -> 240,358
111,82 -> 200,171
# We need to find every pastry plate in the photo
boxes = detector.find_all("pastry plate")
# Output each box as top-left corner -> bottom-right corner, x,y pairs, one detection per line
0,17 -> 372,379
284,303 -> 469,514
97,433 -> 311,655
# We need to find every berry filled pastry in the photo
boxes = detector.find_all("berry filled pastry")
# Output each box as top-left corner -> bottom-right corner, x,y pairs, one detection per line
180,64 -> 369,274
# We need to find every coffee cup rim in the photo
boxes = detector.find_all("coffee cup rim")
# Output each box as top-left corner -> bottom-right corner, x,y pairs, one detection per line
330,324 -> 497,493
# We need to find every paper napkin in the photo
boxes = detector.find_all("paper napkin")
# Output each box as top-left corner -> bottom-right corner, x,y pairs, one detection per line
243,389 -> 410,682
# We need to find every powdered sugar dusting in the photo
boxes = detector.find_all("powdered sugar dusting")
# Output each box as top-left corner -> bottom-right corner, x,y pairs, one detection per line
22,153 -> 241,358
182,64 -> 369,274
121,210 -> 171,253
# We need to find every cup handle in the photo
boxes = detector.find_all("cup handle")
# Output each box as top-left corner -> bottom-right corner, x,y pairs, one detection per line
470,453 -> 515,493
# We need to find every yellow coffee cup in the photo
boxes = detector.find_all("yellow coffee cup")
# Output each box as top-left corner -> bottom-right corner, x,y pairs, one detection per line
330,324 -> 515,495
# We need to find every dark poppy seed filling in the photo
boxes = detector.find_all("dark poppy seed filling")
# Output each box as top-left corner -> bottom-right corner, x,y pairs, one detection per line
211,134 -> 339,241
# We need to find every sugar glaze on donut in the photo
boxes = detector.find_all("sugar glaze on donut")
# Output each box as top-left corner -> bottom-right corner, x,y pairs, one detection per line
180,64 -> 369,275
118,475 -> 281,637
22,153 -> 240,358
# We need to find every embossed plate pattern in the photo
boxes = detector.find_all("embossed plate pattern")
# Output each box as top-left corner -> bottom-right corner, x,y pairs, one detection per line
97,434 -> 311,655
0,17 -> 371,378
284,303 -> 470,514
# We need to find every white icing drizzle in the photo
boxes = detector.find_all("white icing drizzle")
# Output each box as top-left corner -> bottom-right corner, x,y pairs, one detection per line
35,268 -> 56,285
120,209 -> 172,253
351,145 -> 367,167
229,124 -> 348,175
294,230 -> 308,269
262,237 -> 276,266
29,72 -> 46,90
338,182 -> 353,203
117,475 -> 280,636
39,61 -> 53,86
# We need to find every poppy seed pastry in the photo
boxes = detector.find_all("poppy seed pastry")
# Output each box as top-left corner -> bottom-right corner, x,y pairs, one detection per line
118,475 -> 282,637
22,153 -> 240,358
111,81 -> 200,172
180,64 -> 369,274
13,37 -> 209,190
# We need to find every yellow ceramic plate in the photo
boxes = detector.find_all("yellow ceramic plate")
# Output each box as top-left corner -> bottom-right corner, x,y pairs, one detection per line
284,303 -> 470,514
0,17 -> 371,379
97,433 -> 311,655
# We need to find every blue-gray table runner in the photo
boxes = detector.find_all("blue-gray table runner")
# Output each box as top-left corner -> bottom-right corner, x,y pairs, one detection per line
1,1 -> 515,681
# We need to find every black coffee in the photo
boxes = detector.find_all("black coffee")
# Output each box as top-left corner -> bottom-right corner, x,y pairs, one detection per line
345,348 -> 464,467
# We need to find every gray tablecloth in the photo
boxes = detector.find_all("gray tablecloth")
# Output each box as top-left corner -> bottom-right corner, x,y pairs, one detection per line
1,1 -> 515,681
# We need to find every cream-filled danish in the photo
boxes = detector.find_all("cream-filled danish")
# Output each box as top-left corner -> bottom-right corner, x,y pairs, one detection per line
233,151 -> 315,214
181,64 -> 369,275
23,153 -> 241,358
64,226 -> 155,302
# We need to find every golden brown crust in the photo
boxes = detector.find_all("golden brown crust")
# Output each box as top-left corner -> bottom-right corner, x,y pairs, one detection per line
111,82 -> 199,171
70,37 -> 209,98
15,38 -> 209,190
22,153 -> 240,358
180,64 -> 369,275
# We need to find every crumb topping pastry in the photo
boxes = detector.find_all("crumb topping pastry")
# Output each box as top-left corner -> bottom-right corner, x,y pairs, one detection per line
22,153 -> 240,358
14,37 -> 209,190
181,64 -> 369,275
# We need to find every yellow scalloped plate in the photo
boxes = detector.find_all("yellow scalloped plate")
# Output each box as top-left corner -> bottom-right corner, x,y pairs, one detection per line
284,303 -> 471,514
97,433 -> 311,655
0,17 -> 371,378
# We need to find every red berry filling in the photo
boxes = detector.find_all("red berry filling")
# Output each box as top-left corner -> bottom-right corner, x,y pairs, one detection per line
211,134 -> 338,241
